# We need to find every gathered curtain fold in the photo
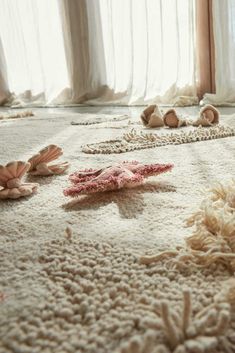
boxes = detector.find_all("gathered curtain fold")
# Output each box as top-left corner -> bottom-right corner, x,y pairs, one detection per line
57,0 -> 107,103
58,0 -> 199,106
0,36 -> 10,105
0,0 -> 69,106
196,0 -> 215,99
203,0 -> 235,105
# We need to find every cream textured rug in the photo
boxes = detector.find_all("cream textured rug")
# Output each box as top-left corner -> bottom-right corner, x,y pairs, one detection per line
1,109 -> 235,353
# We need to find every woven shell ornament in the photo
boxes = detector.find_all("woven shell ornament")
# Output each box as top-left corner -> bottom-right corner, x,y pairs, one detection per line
193,105 -> 219,127
163,109 -> 188,128
140,105 -> 164,128
0,161 -> 38,199
28,145 -> 69,176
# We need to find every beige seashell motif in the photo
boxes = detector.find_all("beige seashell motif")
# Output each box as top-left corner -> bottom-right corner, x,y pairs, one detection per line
163,109 -> 187,128
193,104 -> 219,127
28,144 -> 69,176
0,161 -> 38,199
140,105 -> 164,128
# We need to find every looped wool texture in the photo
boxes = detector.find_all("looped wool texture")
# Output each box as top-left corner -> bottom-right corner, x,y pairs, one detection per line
1,233 -> 235,353
82,125 -> 235,154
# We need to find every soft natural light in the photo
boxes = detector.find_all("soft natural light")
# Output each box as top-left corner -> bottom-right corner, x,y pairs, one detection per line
98,0 -> 196,103
0,0 -> 197,105
0,0 -> 69,103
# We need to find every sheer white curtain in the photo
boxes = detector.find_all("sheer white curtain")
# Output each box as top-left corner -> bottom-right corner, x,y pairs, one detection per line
58,0 -> 107,103
0,0 -> 69,105
203,0 -> 235,105
96,0 -> 197,105
0,0 -> 198,106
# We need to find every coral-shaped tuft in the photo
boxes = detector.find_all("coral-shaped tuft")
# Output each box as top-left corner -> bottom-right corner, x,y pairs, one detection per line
158,289 -> 231,352
140,180 -> 235,272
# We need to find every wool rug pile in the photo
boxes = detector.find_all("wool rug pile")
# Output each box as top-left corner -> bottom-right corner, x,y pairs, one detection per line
0,109 -> 235,353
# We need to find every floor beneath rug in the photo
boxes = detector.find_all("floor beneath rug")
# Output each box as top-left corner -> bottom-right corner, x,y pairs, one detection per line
1,106 -> 235,353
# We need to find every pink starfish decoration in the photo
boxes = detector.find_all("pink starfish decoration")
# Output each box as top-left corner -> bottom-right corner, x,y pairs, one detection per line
64,161 -> 173,197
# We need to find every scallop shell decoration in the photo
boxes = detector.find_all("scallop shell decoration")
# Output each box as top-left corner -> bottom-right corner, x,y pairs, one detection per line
0,161 -> 38,199
163,109 -> 187,128
193,105 -> 219,127
28,144 -> 69,176
140,105 -> 164,128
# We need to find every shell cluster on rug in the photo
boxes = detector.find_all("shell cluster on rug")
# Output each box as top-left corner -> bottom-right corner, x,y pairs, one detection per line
0,107 -> 235,353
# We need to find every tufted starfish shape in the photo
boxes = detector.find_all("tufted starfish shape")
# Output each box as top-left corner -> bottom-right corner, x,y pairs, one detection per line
64,161 -> 173,197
